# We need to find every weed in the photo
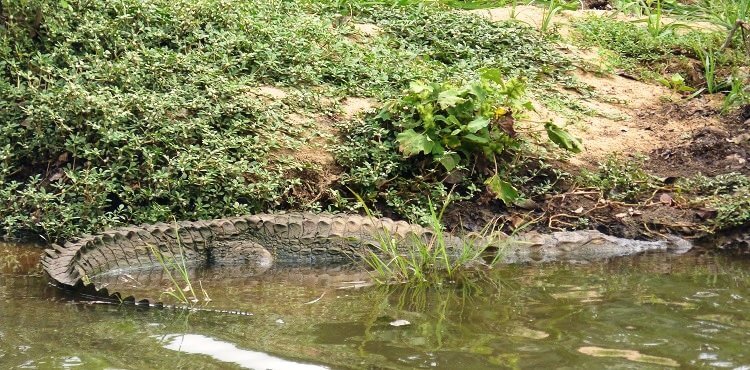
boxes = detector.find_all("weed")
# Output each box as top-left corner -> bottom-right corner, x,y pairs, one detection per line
722,72 -> 750,112
633,0 -> 690,38
656,73 -> 695,93
698,49 -> 724,94
540,0 -> 560,34
579,155 -> 657,202
678,173 -> 750,230
356,193 -> 506,284
378,71 -> 580,204
147,223 -> 210,305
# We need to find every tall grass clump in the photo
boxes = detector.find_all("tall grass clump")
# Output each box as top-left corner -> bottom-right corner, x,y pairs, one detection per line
147,223 -> 210,305
356,193 -> 508,285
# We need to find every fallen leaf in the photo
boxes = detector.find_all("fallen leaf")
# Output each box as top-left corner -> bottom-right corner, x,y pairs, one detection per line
573,207 -> 584,214
390,319 -> 411,327
578,346 -> 679,367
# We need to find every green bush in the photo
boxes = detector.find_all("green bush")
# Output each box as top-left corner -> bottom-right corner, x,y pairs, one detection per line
1,0 -> 572,241
2,0 -> 396,241
335,72 -> 578,221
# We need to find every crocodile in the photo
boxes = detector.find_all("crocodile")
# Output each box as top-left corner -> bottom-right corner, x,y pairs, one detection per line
42,213 -> 692,305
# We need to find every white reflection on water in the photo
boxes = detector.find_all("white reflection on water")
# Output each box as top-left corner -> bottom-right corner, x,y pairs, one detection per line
158,334 -> 329,370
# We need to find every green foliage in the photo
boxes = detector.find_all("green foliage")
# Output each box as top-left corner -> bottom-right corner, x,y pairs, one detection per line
722,72 -> 750,112
656,73 -> 695,92
384,75 -> 527,171
678,173 -> 750,230
698,49 -> 725,94
545,121 -> 583,153
375,72 -> 579,204
574,15 -> 727,60
333,2 -> 573,81
573,16 -> 671,62
631,0 -> 691,38
333,117 -> 465,224
540,0 -> 576,34
579,156 -> 657,202
2,0 -> 574,240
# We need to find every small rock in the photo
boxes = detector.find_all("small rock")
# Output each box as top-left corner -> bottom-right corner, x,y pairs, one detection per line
659,193 -> 673,206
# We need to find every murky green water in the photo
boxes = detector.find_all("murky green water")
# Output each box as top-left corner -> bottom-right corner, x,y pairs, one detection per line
2,241 -> 749,369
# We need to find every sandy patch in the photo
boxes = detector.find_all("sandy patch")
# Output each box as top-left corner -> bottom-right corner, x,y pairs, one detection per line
255,85 -> 288,100
340,97 -> 378,119
470,5 -> 722,39
352,23 -> 382,38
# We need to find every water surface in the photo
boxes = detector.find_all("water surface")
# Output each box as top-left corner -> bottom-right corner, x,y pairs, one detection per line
1,241 -> 749,369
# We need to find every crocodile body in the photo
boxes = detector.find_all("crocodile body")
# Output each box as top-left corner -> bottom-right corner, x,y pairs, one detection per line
42,213 -> 691,304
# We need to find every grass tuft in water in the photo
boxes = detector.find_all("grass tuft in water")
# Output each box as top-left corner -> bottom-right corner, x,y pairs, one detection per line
147,222 -> 210,306
354,192 -> 508,285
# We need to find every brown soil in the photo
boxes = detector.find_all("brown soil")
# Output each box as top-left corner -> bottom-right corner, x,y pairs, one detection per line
446,6 -> 749,243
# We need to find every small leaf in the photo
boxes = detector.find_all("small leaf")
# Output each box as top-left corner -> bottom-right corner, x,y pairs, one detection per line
409,81 -> 432,95
545,122 -> 583,153
445,114 -> 461,127
437,89 -> 466,109
494,107 -> 508,117
396,129 -> 433,157
466,117 -> 489,133
438,153 -> 460,171
463,133 -> 489,144
485,174 -> 519,205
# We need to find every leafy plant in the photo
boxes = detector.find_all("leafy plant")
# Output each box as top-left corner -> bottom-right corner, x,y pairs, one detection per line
540,0 -> 573,34
632,0 -> 691,38
678,173 -> 750,230
656,73 -> 695,92
579,155 -> 657,202
698,49 -> 727,94
722,72 -> 750,112
379,69 -> 580,204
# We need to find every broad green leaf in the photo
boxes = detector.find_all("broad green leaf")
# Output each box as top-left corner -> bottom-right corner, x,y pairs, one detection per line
438,153 -> 460,171
396,129 -> 433,157
463,133 -> 489,144
445,114 -> 461,127
479,67 -> 503,84
417,103 -> 436,130
466,116 -> 489,133
409,81 -> 432,95
470,83 -> 488,101
444,135 -> 461,149
431,142 -> 445,155
545,122 -> 583,153
501,78 -> 526,100
485,174 -> 519,205
437,89 -> 466,109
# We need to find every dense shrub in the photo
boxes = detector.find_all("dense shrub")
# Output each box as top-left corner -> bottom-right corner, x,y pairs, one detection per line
1,0 -> 570,241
